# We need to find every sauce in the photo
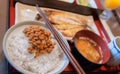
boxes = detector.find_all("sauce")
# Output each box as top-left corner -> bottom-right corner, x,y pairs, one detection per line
75,37 -> 102,63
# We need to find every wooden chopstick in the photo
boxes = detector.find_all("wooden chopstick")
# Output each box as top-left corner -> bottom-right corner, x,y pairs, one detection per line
36,4 -> 86,74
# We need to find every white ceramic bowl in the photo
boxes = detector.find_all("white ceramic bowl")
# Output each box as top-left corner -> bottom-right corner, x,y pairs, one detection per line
2,21 -> 69,74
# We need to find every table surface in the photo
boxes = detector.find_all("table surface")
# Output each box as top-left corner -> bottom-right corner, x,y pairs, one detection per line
0,0 -> 120,74
0,0 -> 9,74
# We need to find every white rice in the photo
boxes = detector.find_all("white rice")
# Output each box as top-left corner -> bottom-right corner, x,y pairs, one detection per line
6,26 -> 65,74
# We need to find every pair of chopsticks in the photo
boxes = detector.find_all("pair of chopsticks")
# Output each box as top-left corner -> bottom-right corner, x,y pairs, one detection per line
36,4 -> 86,74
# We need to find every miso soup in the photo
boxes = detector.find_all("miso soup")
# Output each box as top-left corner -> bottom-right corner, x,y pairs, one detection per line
75,37 -> 102,64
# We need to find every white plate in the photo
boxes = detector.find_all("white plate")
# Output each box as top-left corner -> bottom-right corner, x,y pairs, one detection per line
3,21 -> 69,74
15,2 -> 100,36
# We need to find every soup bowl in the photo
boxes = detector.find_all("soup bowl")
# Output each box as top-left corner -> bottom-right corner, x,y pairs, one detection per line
72,30 -> 111,71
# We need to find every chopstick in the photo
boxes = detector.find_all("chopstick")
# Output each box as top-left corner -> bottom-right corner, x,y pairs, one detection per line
36,4 -> 86,74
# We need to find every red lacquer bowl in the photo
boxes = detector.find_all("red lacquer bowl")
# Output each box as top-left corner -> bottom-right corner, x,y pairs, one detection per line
72,30 -> 111,71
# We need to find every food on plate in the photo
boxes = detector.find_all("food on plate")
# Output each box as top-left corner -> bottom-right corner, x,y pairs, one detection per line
48,11 -> 88,25
35,9 -> 91,39
35,10 -> 53,21
61,26 -> 85,37
53,24 -> 81,30
36,10 -> 88,25
75,37 -> 102,63
23,25 -> 55,58
6,24 -> 66,74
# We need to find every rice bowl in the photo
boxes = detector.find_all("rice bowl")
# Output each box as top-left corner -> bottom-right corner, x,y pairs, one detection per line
2,21 -> 69,74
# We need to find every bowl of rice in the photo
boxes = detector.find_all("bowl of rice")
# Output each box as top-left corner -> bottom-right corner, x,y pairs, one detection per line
2,21 -> 69,74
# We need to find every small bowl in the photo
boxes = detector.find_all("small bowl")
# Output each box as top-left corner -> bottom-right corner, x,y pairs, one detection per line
72,30 -> 111,71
